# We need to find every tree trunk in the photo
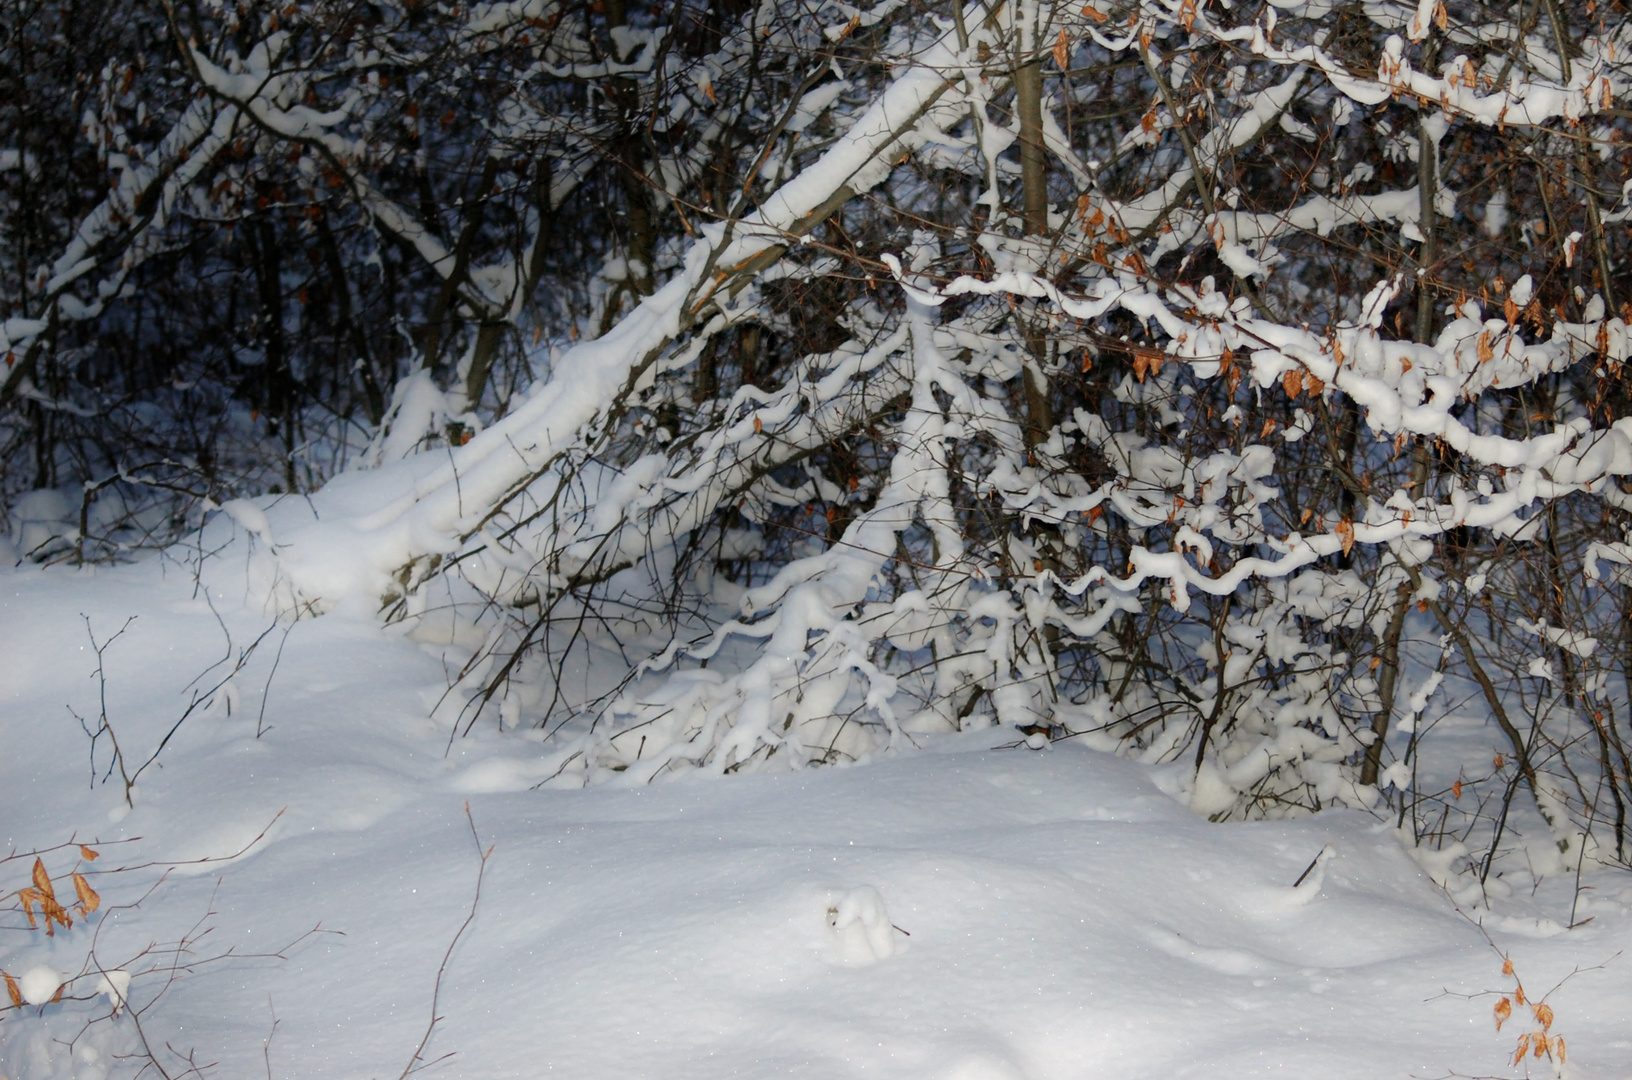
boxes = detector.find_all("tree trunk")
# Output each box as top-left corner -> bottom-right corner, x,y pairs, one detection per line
1014,10 -> 1052,449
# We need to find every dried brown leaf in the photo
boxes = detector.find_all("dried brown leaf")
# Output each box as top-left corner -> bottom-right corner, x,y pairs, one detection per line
31,858 -> 54,904
71,873 -> 100,917
41,894 -> 71,935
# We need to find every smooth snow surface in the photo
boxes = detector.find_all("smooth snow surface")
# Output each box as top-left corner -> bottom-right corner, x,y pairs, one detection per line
3,558 -> 1631,1079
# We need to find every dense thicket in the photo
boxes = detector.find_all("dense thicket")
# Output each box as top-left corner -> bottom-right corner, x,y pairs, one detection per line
6,0 -> 1632,879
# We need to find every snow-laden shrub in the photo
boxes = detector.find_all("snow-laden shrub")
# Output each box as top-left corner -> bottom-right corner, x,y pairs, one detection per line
11,0 -> 1632,870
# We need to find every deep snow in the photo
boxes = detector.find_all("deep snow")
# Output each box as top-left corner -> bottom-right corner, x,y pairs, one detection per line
2,556 -> 1630,1080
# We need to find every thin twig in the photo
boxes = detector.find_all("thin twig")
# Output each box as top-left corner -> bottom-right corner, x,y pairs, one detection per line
396,802 -> 492,1080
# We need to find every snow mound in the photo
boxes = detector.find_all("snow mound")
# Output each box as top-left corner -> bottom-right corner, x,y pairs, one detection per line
825,885 -> 901,966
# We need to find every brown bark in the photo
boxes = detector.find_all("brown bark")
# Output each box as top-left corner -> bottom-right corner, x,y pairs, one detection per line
1014,22 -> 1052,449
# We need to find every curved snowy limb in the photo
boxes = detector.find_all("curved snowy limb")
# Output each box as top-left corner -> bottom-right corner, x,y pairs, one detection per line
0,93 -> 236,406
452,316 -> 918,609
179,36 -> 463,286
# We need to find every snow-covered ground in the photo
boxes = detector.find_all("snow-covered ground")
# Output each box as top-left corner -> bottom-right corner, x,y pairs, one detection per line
2,555 -> 1629,1080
